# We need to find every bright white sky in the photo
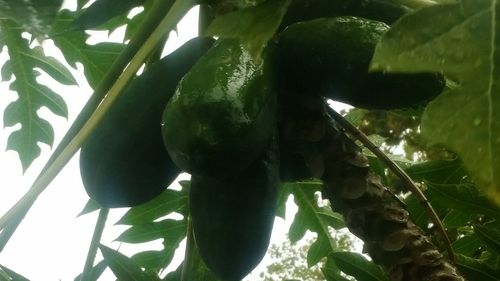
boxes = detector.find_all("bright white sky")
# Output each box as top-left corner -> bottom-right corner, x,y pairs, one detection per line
0,2 -> 303,280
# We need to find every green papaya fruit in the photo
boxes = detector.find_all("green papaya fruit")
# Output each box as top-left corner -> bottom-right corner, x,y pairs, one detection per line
162,39 -> 276,178
79,37 -> 214,208
190,139 -> 279,281
276,17 -> 445,110
280,0 -> 410,30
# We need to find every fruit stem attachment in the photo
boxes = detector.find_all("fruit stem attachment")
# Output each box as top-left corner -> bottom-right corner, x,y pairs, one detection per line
81,208 -> 109,281
325,105 -> 456,265
0,0 -> 197,247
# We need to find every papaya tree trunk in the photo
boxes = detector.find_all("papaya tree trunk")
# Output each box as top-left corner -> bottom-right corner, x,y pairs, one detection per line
280,95 -> 465,281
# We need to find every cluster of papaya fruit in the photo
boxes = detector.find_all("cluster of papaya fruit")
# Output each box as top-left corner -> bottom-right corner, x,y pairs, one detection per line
79,4 -> 445,280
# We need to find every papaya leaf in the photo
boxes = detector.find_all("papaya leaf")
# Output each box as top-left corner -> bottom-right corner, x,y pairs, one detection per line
452,233 -> 483,256
483,252 -> 500,270
475,224 -> 500,255
51,10 -> 124,88
114,219 -> 187,244
456,254 -> 500,281
70,0 -> 145,31
442,210 -> 475,228
0,19 -> 75,170
404,158 -> 467,184
329,252 -> 389,281
77,199 -> 101,217
73,260 -> 107,281
427,183 -> 500,219
0,0 -> 63,34
205,0 -> 291,58
0,264 -> 29,281
131,250 -> 176,273
99,244 -> 160,281
116,188 -> 188,225
370,0 -> 500,205
285,181 -> 340,267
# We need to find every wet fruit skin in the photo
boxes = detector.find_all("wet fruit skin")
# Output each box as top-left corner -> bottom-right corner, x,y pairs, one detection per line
79,37 -> 214,208
280,0 -> 410,30
276,17 -> 445,110
162,39 -> 277,178
190,139 -> 279,281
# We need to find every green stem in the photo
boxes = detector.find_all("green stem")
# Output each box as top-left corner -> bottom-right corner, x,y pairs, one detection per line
326,105 -> 456,265
80,208 -> 109,281
0,0 -> 196,245
198,4 -> 214,36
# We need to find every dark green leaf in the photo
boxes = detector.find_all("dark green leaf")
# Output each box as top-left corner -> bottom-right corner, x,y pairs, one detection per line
73,260 -> 107,281
475,224 -> 500,255
452,233 -> 483,257
427,183 -> 500,219
131,250 -> 175,273
0,19 -> 73,170
405,158 -> 467,184
115,219 -> 187,244
329,252 -> 389,281
71,0 -> 145,30
51,10 -> 124,88
205,0 -> 291,58
99,244 -> 160,281
443,210 -> 475,229
0,0 -> 63,34
456,254 -> 500,281
77,199 -> 101,217
116,188 -> 188,225
371,1 -> 500,205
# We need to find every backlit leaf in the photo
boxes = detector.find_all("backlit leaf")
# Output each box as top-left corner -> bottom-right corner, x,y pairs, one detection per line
371,0 -> 500,205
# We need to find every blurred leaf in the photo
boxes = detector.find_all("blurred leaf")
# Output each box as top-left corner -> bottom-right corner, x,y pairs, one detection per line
71,0 -> 145,30
116,187 -> 188,225
0,264 -> 29,281
99,244 -> 160,281
452,233 -> 483,256
475,224 -> 500,255
0,0 -> 63,34
405,158 -> 467,184
115,219 -> 187,244
77,199 -> 101,217
329,252 -> 389,281
73,260 -> 107,281
51,10 -> 124,88
427,183 -> 500,219
205,0 -> 291,58
371,0 -> 500,205
442,210 -> 475,229
456,254 -> 500,281
0,19 -> 74,170
483,252 -> 500,270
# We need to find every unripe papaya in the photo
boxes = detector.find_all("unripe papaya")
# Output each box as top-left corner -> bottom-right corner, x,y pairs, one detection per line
162,39 -> 276,178
280,0 -> 410,30
79,37 -> 214,208
276,17 -> 445,110
190,139 -> 279,281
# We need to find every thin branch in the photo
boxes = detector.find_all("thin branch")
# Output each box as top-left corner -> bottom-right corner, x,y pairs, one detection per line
325,105 -> 456,265
81,208 -> 109,281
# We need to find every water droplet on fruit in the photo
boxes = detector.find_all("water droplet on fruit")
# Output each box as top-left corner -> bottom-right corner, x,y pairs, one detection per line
474,117 -> 481,126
